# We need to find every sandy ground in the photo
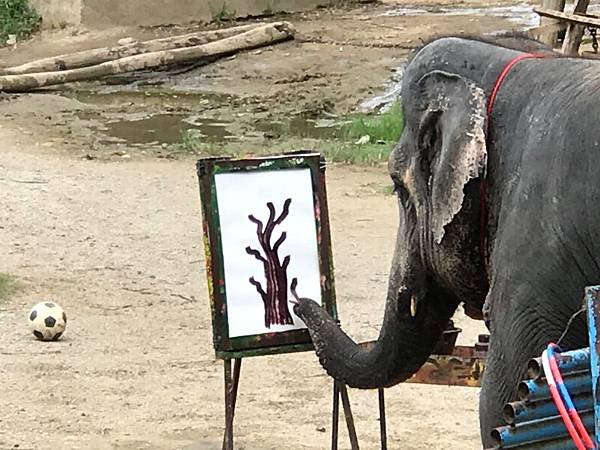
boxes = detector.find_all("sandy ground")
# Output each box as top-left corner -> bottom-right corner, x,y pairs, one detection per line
0,1 -> 527,448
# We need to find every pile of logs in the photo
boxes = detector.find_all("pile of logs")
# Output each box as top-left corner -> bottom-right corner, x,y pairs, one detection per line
0,22 -> 295,93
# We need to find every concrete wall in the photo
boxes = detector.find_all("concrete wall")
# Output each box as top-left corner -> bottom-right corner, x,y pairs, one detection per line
30,0 -> 81,28
32,0 -> 335,28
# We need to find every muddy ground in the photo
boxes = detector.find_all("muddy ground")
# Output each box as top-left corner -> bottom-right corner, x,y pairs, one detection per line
1,1 -> 535,449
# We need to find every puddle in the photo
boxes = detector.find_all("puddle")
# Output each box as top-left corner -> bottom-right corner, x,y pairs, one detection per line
105,114 -> 234,145
382,3 -> 600,28
381,3 -> 539,27
254,116 -> 345,140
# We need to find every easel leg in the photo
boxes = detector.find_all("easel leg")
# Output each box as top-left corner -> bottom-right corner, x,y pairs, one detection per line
339,384 -> 359,450
222,359 -> 242,450
331,380 -> 340,450
378,388 -> 387,450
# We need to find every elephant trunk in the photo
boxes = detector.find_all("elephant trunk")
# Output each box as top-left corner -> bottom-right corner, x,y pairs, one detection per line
293,235 -> 460,389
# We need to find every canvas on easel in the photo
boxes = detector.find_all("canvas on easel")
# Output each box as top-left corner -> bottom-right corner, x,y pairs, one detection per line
196,152 -> 337,358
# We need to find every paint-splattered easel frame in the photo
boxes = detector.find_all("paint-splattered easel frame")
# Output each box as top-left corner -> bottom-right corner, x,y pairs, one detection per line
196,152 -> 338,359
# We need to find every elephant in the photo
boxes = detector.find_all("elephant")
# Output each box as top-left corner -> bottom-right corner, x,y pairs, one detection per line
293,34 -> 600,447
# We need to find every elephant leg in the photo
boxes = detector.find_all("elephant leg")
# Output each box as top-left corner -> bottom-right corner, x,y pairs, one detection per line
479,342 -> 511,448
478,308 -> 556,446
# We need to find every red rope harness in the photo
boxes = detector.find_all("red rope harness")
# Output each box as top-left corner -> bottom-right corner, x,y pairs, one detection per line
480,53 -> 551,282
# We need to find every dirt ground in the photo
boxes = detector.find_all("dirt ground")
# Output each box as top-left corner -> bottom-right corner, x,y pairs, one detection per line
0,1 -> 531,449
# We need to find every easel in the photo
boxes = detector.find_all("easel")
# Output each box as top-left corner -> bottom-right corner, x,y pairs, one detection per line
220,354 -> 393,450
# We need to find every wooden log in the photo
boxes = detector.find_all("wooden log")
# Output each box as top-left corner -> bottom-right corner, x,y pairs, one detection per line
0,22 -> 295,93
0,23 -> 262,76
562,0 -> 591,55
538,0 -> 566,47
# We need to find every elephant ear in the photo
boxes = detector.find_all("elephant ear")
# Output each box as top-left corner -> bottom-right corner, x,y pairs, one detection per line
416,70 -> 488,244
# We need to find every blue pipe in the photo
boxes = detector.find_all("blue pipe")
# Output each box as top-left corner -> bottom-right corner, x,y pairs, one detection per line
491,410 -> 594,448
504,394 -> 594,425
515,437 -> 581,449
518,371 -> 591,401
527,349 -> 590,380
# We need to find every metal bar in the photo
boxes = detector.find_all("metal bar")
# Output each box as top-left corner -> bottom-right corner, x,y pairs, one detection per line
527,348 -> 590,380
222,359 -> 234,450
518,370 -> 591,401
230,359 -> 242,414
504,394 -> 594,425
378,388 -> 387,450
332,380 -> 340,450
586,285 -> 600,448
491,409 -> 594,448
339,383 -> 359,450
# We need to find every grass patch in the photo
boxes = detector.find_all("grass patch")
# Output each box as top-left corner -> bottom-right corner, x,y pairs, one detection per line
318,142 -> 394,165
343,102 -> 404,144
176,102 -> 404,166
0,273 -> 17,303
0,0 -> 40,45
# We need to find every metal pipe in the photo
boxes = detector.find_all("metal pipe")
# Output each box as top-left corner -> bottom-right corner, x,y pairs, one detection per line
585,286 -> 600,448
491,410 -> 594,448
513,437 -> 581,450
503,394 -> 594,425
517,371 -> 591,401
527,349 -> 590,380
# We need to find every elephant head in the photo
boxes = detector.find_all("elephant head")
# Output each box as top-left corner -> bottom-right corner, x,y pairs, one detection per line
293,37 -> 497,389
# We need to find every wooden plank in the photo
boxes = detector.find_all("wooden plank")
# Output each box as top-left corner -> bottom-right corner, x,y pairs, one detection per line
534,6 -> 600,28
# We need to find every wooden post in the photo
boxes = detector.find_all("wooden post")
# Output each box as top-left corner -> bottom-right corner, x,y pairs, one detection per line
539,0 -> 566,47
562,0 -> 591,56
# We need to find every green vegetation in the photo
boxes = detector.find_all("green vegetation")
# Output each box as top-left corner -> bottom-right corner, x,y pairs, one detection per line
0,0 -> 40,45
343,102 -> 404,144
212,3 -> 236,23
176,102 -> 404,166
0,273 -> 17,303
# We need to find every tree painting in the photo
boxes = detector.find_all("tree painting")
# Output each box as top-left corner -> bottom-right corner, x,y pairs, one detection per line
245,198 -> 294,328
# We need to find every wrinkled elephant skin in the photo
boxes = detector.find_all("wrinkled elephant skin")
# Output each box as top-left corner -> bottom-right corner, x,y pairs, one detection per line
294,36 -> 598,446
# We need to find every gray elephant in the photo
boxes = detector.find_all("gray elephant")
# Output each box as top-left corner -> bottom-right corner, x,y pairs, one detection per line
293,35 -> 597,447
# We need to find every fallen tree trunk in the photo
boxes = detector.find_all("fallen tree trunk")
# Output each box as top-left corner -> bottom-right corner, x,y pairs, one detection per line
0,23 -> 262,76
0,22 -> 295,93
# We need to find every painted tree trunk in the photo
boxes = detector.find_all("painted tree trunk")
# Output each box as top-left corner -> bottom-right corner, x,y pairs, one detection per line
246,198 -> 294,328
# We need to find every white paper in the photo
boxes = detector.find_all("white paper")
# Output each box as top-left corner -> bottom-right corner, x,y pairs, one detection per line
215,168 -> 322,338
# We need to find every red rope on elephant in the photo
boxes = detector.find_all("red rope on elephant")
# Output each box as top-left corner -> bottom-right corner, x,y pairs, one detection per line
480,53 -> 552,281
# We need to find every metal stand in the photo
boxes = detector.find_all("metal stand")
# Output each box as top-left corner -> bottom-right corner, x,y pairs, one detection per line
331,380 -> 360,450
221,358 -> 362,450
222,358 -> 242,450
378,388 -> 387,450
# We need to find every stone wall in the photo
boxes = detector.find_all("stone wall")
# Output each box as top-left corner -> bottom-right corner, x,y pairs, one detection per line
31,0 -> 336,28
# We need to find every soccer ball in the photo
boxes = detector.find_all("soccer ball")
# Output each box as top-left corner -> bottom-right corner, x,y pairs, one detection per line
28,302 -> 67,341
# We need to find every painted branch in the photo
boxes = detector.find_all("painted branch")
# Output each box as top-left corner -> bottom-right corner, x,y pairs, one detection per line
245,246 -> 267,263
0,22 -> 295,93
0,24 -> 262,75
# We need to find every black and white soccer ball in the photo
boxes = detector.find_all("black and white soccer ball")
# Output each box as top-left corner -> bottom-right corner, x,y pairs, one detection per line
28,302 -> 67,341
